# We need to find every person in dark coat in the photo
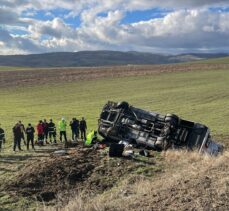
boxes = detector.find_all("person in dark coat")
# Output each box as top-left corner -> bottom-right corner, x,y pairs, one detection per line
0,124 -> 5,152
25,123 -> 35,150
48,119 -> 57,143
80,117 -> 87,141
70,118 -> 79,141
43,119 -> 49,144
13,123 -> 23,151
75,118 -> 79,139
18,120 -> 26,146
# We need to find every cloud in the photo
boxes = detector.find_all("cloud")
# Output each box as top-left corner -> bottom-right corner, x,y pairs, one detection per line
1,0 -> 229,54
28,18 -> 75,39
0,8 -> 21,25
0,28 -> 13,43
124,0 -> 229,10
116,9 -> 229,52
0,28 -> 43,54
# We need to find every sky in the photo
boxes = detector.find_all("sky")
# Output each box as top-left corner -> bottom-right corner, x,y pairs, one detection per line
0,0 -> 229,55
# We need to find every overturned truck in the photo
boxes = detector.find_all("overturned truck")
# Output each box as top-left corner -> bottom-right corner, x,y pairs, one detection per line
98,101 -> 223,156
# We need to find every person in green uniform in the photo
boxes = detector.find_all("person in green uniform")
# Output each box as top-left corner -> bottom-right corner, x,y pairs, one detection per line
85,130 -> 98,145
59,117 -> 67,146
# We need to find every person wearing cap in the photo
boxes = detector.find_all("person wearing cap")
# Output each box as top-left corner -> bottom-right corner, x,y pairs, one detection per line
48,119 -> 57,143
59,117 -> 67,145
25,123 -> 35,150
0,124 -> 5,152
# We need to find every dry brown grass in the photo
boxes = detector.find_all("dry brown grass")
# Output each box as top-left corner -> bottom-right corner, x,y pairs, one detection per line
58,150 -> 229,211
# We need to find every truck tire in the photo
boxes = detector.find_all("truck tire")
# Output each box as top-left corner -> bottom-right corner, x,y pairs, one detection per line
155,137 -> 165,150
109,144 -> 125,157
116,101 -> 129,110
165,114 -> 179,126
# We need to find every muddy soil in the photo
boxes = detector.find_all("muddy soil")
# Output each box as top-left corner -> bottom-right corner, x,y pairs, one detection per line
5,145 -> 154,205
1,64 -> 229,88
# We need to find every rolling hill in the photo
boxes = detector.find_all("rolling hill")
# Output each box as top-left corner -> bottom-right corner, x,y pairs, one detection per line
193,56 -> 229,64
0,51 -> 228,67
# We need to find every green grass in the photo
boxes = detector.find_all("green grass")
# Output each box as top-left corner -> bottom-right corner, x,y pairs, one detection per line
0,68 -> 228,150
0,66 -> 30,71
0,67 -> 228,209
193,56 -> 229,64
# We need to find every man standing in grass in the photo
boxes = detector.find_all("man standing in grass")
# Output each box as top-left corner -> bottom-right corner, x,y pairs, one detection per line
59,117 -> 67,146
0,124 -> 5,152
43,119 -> 49,144
25,123 -> 35,150
18,120 -> 26,146
80,117 -> 87,141
13,123 -> 23,151
70,118 -> 78,141
48,119 -> 57,143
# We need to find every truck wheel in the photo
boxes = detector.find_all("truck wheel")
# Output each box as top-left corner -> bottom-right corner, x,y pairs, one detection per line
165,114 -> 179,126
109,144 -> 125,157
116,101 -> 129,110
155,137 -> 165,150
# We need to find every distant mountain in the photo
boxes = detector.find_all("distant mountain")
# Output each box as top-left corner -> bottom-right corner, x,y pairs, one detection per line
0,51 -> 228,67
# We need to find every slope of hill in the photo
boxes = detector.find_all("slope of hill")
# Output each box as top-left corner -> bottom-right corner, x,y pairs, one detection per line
63,150 -> 229,211
0,64 -> 228,210
193,56 -> 229,64
0,51 -> 228,67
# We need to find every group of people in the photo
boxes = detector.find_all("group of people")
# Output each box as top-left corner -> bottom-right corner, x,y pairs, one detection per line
0,117 -> 87,152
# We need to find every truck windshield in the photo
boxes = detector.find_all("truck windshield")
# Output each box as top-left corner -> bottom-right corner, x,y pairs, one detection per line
101,111 -> 109,120
108,111 -> 118,122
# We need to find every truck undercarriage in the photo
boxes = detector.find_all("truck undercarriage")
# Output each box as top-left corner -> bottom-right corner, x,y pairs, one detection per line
98,101 -> 223,155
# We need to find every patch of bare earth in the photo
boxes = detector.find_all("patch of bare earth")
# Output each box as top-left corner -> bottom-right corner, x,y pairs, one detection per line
0,64 -> 229,88
4,145 -> 156,207
63,151 -> 229,211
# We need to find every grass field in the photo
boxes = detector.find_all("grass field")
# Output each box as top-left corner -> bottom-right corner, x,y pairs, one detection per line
194,56 -> 229,64
0,66 -> 29,71
0,65 -> 229,210
1,68 -> 228,150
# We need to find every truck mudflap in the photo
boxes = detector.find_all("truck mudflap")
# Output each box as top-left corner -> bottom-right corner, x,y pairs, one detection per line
200,139 -> 224,156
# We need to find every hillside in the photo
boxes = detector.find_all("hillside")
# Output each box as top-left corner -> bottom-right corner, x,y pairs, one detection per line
64,150 -> 229,211
0,51 -> 228,67
193,56 -> 229,64
0,64 -> 228,210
